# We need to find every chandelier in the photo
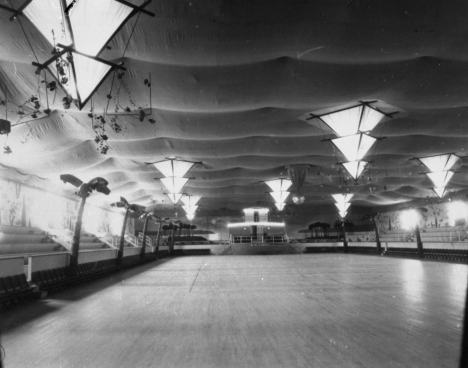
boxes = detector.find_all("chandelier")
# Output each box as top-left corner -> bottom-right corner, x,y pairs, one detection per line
264,178 -> 292,211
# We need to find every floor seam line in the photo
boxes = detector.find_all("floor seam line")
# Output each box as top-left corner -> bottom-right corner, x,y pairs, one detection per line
189,260 -> 204,292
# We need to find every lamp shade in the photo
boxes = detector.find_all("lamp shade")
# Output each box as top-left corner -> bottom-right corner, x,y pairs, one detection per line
334,202 -> 351,213
22,0 -> 136,57
165,193 -> 184,205
270,191 -> 290,204
331,133 -> 377,162
181,195 -> 201,206
153,159 -> 197,178
161,177 -> 189,194
418,154 -> 460,173
320,103 -> 386,137
332,193 -> 354,204
275,202 -> 285,211
432,187 -> 448,198
342,160 -> 368,180
426,171 -> 454,188
264,179 -> 292,192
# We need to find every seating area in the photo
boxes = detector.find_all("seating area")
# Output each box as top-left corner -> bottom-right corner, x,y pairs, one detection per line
0,273 -> 36,308
0,225 -> 66,255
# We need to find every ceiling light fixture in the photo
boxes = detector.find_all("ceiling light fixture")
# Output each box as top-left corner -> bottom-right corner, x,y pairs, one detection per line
264,178 -> 292,211
4,0 -> 155,110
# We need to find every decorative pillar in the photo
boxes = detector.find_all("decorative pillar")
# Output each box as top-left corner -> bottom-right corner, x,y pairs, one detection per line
140,215 -> 149,259
154,220 -> 162,256
415,224 -> 424,258
170,226 -> 176,256
69,196 -> 86,276
117,208 -> 129,265
342,222 -> 348,253
372,216 -> 382,254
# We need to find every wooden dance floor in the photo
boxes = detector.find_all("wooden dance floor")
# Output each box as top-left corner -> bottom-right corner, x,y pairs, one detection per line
1,254 -> 467,367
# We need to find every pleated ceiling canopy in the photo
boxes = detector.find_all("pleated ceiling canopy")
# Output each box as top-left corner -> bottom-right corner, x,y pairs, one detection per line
1,0 -> 468,224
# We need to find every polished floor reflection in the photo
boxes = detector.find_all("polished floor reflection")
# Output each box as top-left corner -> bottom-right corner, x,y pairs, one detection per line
1,255 -> 467,368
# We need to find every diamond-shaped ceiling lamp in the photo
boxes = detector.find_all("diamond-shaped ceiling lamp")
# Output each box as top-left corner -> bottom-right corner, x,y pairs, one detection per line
23,0 -> 135,57
182,205 -> 198,215
332,194 -> 354,205
331,134 -> 377,162
432,187 -> 448,198
36,49 -> 118,109
270,191 -> 290,204
342,161 -> 368,180
181,196 -> 201,207
161,177 -> 189,194
334,202 -> 351,213
418,154 -> 460,173
319,104 -> 386,137
264,179 -> 292,192
275,202 -> 285,211
426,171 -> 454,188
165,193 -> 184,205
153,159 -> 197,178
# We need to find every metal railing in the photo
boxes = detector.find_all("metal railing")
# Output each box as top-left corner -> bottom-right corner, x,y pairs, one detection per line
137,233 -> 154,247
231,236 -> 285,244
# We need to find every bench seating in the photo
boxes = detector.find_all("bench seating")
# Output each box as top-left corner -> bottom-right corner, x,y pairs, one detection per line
0,273 -> 35,309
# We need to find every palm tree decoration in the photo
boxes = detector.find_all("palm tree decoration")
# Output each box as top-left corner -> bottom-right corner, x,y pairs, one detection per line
111,196 -> 146,264
60,174 -> 111,275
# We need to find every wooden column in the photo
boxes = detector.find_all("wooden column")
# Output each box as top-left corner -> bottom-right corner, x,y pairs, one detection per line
69,196 -> 86,276
372,216 -> 382,254
415,224 -> 424,258
140,215 -> 149,259
117,208 -> 129,265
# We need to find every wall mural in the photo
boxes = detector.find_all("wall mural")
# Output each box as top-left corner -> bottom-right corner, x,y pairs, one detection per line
376,202 -> 453,232
0,180 -> 132,236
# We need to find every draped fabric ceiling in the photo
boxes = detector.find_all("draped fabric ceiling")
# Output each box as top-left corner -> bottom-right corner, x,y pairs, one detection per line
0,0 -> 467,224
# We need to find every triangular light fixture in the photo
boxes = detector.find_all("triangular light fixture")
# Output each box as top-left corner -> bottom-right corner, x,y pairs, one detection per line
342,161 -> 368,180
331,133 -> 377,162
318,103 -> 387,137
432,187 -> 448,198
418,153 -> 460,173
426,171 -> 454,188
165,193 -> 184,205
264,178 -> 292,192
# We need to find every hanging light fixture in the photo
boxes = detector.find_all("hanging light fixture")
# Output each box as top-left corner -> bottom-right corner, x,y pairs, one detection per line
264,178 -> 292,211
341,160 -> 369,180
415,153 -> 460,198
5,0 -> 154,110
311,102 -> 388,137
330,133 -> 377,162
417,153 -> 460,173
286,164 -> 309,205
148,158 -> 200,206
332,193 -> 353,219
164,193 -> 184,205
181,195 -> 200,221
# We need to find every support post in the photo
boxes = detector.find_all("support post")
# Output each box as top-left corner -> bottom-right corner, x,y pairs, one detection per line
140,215 -> 149,259
342,222 -> 348,253
117,208 -> 129,265
154,220 -> 162,256
372,216 -> 382,254
169,226 -> 176,256
415,224 -> 424,258
69,196 -> 86,276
